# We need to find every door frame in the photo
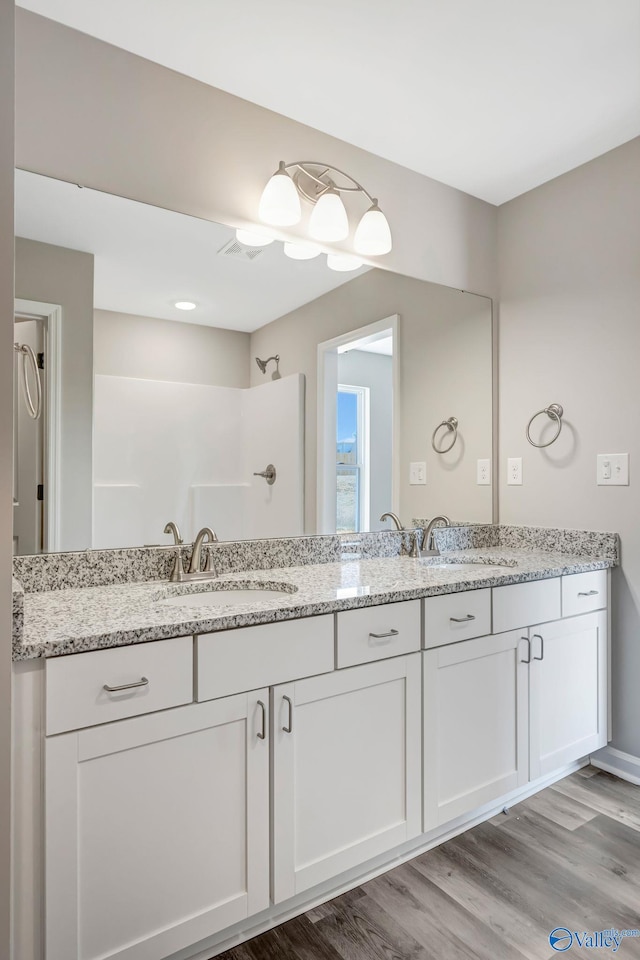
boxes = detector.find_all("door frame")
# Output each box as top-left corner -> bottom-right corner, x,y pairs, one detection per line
15,299 -> 62,552
316,314 -> 400,535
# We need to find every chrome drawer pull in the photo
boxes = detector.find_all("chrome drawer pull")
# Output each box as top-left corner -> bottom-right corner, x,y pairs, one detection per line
103,676 -> 149,693
520,637 -> 531,663
532,633 -> 544,661
450,614 -> 476,623
282,695 -> 293,734
257,700 -> 266,740
578,590 -> 599,597
368,629 -> 399,642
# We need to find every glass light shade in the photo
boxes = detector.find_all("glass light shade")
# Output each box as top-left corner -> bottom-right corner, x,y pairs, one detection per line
326,254 -> 363,272
235,228 -> 274,246
353,202 -> 392,255
283,241 -> 321,260
309,188 -> 349,242
258,162 -> 301,226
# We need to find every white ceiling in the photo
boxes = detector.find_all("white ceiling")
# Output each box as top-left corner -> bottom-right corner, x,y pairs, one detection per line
14,171 -> 369,331
17,0 -> 640,204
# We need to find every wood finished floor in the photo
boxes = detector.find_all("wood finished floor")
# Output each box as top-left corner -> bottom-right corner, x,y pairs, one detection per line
215,768 -> 640,960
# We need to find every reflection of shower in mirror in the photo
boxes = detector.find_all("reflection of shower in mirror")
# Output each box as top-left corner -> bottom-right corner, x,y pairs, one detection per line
255,355 -> 281,379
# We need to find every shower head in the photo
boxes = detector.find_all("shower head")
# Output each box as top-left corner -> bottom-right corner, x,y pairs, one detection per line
255,355 -> 281,378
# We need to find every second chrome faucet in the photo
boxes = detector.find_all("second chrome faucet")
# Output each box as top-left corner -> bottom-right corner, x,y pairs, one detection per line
167,524 -> 219,583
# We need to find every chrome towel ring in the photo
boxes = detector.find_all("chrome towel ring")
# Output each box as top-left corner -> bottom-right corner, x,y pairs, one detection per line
526,403 -> 563,448
432,416 -> 458,454
14,342 -> 42,420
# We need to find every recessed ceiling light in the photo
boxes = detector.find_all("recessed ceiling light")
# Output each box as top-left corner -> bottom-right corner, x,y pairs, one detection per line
283,241 -> 321,260
174,301 -> 197,310
326,254 -> 364,273
235,228 -> 274,247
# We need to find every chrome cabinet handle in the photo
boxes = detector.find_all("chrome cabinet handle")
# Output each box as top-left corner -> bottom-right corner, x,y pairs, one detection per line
520,637 -> 531,663
368,629 -> 399,643
532,633 -> 544,661
450,614 -> 476,623
578,590 -> 599,597
103,676 -> 149,693
282,695 -> 293,734
257,700 -> 266,740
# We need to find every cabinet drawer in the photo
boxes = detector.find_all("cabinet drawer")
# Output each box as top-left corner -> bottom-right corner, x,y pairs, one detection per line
424,589 -> 491,649
336,600 -> 420,668
46,636 -> 193,735
493,578 -> 561,633
562,570 -> 607,617
196,615 -> 334,701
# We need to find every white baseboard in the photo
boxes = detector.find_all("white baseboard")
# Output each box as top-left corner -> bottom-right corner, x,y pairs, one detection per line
590,745 -> 640,785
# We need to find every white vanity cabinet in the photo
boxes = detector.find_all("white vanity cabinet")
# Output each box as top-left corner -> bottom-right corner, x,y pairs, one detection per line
528,611 -> 607,778
423,630 -> 529,830
45,690 -> 270,960
271,654 -> 422,902
423,575 -> 609,831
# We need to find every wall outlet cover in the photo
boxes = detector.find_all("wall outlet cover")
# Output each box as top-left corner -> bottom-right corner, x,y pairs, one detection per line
507,457 -> 523,485
409,461 -> 426,485
597,453 -> 629,486
477,459 -> 491,485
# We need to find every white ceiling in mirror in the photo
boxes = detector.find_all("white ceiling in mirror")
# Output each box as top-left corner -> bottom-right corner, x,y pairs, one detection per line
14,171 -> 370,331
16,0 -> 640,204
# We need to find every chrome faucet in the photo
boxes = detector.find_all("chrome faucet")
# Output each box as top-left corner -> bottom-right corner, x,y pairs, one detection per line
163,521 -> 183,545
168,526 -> 219,583
419,516 -> 451,557
188,527 -> 218,574
380,512 -> 403,531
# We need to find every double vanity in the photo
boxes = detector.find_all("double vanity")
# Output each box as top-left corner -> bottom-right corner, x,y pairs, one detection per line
11,524 -> 617,960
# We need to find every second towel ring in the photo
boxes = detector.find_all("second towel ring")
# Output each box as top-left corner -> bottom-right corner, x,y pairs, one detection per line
526,403 -> 564,448
432,417 -> 458,454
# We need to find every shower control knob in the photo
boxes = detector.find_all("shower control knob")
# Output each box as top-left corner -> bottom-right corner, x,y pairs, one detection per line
253,464 -> 277,485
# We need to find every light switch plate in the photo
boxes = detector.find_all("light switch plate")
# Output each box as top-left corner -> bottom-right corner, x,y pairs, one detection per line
597,453 -> 629,486
409,461 -> 426,485
507,457 -> 523,485
477,459 -> 491,485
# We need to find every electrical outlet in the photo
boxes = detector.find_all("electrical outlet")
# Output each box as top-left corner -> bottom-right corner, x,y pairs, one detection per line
597,453 -> 629,486
507,457 -> 523,485
409,461 -> 426,485
477,459 -> 491,485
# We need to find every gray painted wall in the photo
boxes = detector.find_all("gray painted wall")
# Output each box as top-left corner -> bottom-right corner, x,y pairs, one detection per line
337,350 -> 393,530
251,269 -> 493,532
0,0 -> 13,952
15,238 -> 94,552
94,310 -> 250,387
498,136 -> 640,760
14,10 -> 497,298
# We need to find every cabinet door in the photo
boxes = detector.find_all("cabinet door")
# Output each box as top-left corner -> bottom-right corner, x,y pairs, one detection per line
46,692 -> 269,960
272,654 -> 421,902
529,612 -> 607,779
423,631 -> 529,831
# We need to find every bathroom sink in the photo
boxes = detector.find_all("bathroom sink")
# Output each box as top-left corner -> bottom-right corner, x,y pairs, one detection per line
158,581 -> 298,609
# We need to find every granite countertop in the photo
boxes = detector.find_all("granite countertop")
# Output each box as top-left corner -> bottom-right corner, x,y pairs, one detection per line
13,547 -> 615,661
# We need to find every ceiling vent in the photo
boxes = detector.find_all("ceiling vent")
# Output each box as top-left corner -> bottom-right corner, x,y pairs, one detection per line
217,239 -> 265,262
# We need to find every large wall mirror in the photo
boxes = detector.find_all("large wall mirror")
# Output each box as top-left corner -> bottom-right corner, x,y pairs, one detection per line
13,169 -> 494,555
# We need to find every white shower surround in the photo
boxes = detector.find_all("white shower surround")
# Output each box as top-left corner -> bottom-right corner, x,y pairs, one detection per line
92,373 -> 304,546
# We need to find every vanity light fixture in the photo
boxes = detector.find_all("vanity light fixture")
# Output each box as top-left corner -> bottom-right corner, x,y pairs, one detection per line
258,161 -> 392,255
235,228 -> 274,247
327,254 -> 364,272
174,301 -> 197,311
